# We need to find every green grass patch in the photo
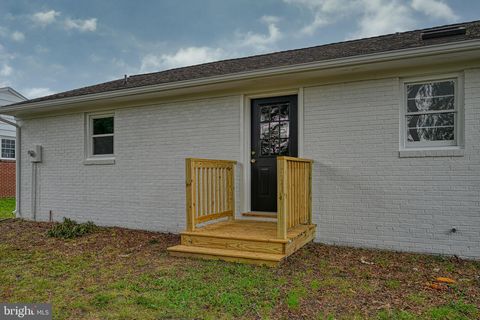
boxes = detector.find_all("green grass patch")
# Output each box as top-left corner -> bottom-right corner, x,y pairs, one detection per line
377,309 -> 417,320
0,197 -> 15,219
385,279 -> 401,289
427,300 -> 478,320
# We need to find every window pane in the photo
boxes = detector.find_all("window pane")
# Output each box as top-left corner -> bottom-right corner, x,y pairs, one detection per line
407,96 -> 454,112
279,104 -> 289,120
270,122 -> 280,139
270,106 -> 280,121
1,139 -> 15,159
93,136 -> 114,155
93,117 -> 114,135
407,127 -> 454,142
407,80 -> 454,99
280,122 -> 289,138
279,139 -> 289,155
260,106 -> 270,122
261,139 -> 271,156
407,113 -> 455,128
260,123 -> 270,139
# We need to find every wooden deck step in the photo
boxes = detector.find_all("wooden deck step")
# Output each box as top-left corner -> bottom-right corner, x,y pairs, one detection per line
167,245 -> 285,267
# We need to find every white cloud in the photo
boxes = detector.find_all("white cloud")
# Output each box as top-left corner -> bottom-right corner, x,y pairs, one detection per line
23,87 -> 54,99
0,64 -> 12,76
32,10 -> 60,26
284,0 -> 459,38
284,0 -> 359,35
411,0 -> 458,21
140,46 -> 226,73
0,28 -> 25,42
11,31 -> 25,42
352,0 -> 416,38
64,18 -> 97,32
139,14 -> 284,73
238,15 -> 282,50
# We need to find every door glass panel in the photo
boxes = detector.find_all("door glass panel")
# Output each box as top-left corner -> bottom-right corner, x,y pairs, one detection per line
279,139 -> 289,155
258,102 -> 291,156
280,104 -> 289,120
261,140 -> 271,155
260,106 -> 270,122
280,122 -> 289,138
270,106 -> 280,121
260,123 -> 270,139
270,122 -> 280,139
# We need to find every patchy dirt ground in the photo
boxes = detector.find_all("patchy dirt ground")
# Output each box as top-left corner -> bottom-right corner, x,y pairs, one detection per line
0,219 -> 478,319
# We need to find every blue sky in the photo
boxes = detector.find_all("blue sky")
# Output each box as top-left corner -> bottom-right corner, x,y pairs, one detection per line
0,0 -> 478,99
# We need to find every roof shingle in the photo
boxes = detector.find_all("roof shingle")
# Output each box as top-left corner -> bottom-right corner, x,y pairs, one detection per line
16,20 -> 480,105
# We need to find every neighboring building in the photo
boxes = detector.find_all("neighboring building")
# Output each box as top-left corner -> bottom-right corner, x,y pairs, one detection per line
0,87 -> 26,198
1,21 -> 480,260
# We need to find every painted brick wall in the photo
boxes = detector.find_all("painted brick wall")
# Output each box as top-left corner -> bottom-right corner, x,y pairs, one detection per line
304,69 -> 480,259
19,95 -> 241,232
0,160 -> 15,198
17,69 -> 480,259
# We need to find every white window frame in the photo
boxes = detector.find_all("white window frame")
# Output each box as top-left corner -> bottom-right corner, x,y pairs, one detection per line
400,74 -> 464,150
0,137 -> 16,160
85,112 -> 115,162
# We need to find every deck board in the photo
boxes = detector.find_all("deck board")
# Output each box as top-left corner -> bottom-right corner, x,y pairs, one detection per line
182,219 -> 312,242
168,219 -> 316,266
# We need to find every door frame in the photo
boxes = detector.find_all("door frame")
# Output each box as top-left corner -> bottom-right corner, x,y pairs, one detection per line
240,88 -> 305,214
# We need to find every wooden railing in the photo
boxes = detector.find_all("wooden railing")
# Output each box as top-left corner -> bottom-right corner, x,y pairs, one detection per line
185,158 -> 236,231
277,156 -> 313,239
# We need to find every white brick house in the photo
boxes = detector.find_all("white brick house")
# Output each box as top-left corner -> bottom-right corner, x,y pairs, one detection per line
1,21 -> 480,260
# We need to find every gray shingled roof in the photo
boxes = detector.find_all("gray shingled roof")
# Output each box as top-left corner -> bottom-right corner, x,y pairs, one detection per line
16,20 -> 480,105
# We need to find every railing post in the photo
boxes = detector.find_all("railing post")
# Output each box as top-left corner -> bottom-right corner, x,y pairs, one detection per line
277,157 -> 288,240
185,158 -> 195,231
307,161 -> 313,224
229,163 -> 235,220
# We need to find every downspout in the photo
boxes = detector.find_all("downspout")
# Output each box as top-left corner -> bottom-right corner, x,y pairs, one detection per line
0,116 -> 21,218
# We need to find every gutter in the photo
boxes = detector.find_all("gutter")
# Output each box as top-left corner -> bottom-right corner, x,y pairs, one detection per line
2,39 -> 480,114
0,116 -> 21,218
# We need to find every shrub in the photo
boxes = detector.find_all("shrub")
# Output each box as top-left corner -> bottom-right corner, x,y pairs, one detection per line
47,218 -> 97,239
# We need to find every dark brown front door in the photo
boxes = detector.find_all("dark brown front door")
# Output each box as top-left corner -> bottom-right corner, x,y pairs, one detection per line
251,95 -> 298,212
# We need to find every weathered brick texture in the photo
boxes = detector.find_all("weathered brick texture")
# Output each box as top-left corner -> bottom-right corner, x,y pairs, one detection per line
0,160 -> 15,198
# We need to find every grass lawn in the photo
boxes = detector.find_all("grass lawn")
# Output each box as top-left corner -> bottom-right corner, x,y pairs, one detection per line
0,197 -> 15,219
0,220 -> 478,319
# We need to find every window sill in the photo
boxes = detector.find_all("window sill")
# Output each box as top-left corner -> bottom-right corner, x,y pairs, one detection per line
399,148 -> 464,158
83,157 -> 115,165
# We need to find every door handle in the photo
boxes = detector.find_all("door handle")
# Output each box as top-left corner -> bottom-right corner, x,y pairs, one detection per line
250,159 -> 257,164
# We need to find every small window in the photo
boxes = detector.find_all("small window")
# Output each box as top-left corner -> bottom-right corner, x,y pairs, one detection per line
88,114 -> 114,157
1,138 -> 15,159
403,78 -> 461,148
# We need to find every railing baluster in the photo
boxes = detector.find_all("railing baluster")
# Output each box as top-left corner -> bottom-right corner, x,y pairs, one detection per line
185,158 -> 236,228
277,156 -> 314,238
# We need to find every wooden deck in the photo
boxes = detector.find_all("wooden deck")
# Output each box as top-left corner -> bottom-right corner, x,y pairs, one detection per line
168,219 -> 316,266
168,157 -> 316,266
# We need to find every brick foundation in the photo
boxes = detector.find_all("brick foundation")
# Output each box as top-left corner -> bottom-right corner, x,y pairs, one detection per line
0,160 -> 15,198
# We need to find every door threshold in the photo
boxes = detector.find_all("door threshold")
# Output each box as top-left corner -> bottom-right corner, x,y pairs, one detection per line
242,212 -> 277,219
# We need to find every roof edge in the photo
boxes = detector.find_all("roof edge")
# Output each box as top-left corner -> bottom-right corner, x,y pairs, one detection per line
0,87 -> 28,102
3,38 -> 480,115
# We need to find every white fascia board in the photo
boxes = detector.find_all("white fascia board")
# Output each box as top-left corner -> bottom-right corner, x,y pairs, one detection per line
3,39 -> 480,115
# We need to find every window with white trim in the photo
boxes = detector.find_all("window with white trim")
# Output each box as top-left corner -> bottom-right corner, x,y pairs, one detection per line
87,113 -> 114,157
1,138 -> 15,160
403,78 -> 461,148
